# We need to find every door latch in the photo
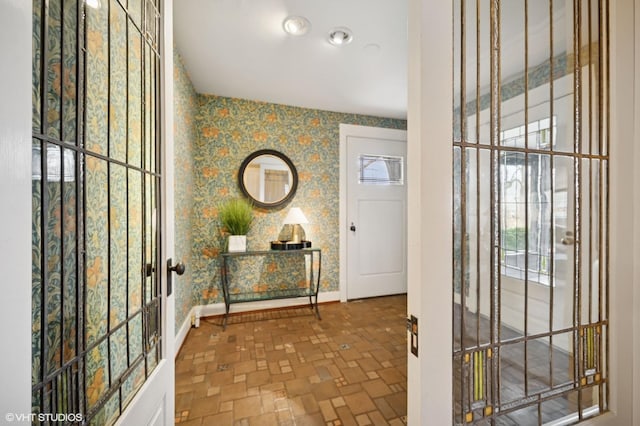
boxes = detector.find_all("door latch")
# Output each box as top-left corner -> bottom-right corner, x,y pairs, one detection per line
407,315 -> 418,357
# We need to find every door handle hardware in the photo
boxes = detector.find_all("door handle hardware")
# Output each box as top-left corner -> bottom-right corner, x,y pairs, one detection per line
350,222 -> 356,232
407,315 -> 418,357
166,258 -> 186,297
169,261 -> 186,275
561,231 -> 575,246
144,263 -> 154,277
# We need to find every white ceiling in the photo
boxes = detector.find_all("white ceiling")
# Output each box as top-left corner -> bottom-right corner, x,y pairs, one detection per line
173,0 -> 409,120
174,1 -> 569,121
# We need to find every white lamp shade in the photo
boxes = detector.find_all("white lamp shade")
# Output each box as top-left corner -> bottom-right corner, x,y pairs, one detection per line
283,207 -> 309,224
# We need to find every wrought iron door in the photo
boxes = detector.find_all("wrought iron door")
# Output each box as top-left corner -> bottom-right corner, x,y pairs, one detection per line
32,0 -> 162,423
453,0 -> 609,424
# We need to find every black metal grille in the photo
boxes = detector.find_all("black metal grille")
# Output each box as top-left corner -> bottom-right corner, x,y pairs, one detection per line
32,0 -> 162,423
452,0 -> 609,424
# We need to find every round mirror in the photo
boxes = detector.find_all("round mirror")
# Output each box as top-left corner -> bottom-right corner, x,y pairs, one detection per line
238,149 -> 298,209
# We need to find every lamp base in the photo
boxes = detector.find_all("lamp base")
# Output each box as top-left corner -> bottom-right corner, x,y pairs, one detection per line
278,224 -> 306,243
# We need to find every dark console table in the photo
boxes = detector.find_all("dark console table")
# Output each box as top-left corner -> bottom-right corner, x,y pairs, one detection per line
219,248 -> 322,329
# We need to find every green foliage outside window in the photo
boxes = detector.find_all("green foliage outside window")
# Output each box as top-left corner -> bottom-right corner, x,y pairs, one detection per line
502,227 -> 527,251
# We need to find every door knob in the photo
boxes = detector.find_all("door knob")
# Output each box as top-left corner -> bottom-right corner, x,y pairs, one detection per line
350,222 -> 356,232
561,231 -> 575,246
169,261 -> 186,275
166,258 -> 186,297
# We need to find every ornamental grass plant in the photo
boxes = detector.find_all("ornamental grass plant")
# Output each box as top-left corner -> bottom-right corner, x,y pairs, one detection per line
218,197 -> 254,235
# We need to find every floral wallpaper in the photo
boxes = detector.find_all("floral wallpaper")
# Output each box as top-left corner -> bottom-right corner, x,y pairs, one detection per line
173,50 -> 198,333
171,44 -> 406,315
189,95 -> 407,306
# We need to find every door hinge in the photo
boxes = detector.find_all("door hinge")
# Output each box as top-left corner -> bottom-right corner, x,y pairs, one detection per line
407,315 -> 418,357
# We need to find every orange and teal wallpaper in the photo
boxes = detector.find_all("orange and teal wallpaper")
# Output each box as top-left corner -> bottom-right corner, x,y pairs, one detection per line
173,51 -> 198,333
187,95 -> 406,306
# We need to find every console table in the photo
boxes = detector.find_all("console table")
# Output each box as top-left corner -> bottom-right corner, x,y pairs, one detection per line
219,248 -> 322,329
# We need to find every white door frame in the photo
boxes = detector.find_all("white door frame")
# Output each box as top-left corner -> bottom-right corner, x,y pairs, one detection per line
405,0 -> 639,425
339,123 -> 408,303
0,0 -> 33,418
405,1 -> 453,424
608,0 -> 640,423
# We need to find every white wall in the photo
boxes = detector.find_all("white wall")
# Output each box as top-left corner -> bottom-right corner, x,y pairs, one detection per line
0,0 -> 34,417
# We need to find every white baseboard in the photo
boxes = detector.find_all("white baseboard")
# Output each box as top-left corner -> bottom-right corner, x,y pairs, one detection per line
174,291 -> 341,355
175,308 -> 194,358
196,290 -> 341,318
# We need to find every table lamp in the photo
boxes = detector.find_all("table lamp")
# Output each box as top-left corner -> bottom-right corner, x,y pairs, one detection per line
279,207 -> 309,243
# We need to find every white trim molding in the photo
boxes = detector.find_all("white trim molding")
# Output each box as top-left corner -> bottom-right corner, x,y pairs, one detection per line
603,0 -> 638,423
406,1 -> 453,424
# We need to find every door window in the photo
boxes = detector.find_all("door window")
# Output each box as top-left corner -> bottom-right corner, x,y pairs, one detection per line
452,0 -> 609,424
31,0 -> 162,423
358,154 -> 404,185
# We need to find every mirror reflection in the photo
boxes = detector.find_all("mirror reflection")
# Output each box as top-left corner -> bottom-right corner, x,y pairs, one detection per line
244,155 -> 291,203
239,150 -> 297,209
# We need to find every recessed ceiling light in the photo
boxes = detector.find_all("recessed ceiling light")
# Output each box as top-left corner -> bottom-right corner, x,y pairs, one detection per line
283,16 -> 311,36
328,27 -> 353,46
85,0 -> 101,8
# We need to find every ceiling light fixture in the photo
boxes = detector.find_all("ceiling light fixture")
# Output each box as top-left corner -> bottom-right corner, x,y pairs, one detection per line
85,0 -> 101,8
328,27 -> 353,46
282,16 -> 311,36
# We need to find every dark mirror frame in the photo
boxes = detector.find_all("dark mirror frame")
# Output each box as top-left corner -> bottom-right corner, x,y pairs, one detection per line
238,149 -> 298,209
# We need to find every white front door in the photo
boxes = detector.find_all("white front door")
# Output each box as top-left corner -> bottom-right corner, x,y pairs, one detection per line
341,124 -> 407,300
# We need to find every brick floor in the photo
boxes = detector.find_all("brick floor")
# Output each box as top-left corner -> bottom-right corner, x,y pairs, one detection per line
175,295 -> 408,425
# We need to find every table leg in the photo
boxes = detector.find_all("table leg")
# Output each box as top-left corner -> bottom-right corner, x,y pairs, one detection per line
221,257 -> 230,330
312,251 -> 322,320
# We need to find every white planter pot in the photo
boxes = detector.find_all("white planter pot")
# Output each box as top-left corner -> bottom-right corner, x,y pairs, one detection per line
228,235 -> 247,252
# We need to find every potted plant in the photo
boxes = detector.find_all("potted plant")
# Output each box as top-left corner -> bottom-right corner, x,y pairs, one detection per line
218,197 -> 254,252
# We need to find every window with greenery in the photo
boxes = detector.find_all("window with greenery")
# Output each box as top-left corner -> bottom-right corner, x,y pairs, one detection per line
500,118 -> 556,285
